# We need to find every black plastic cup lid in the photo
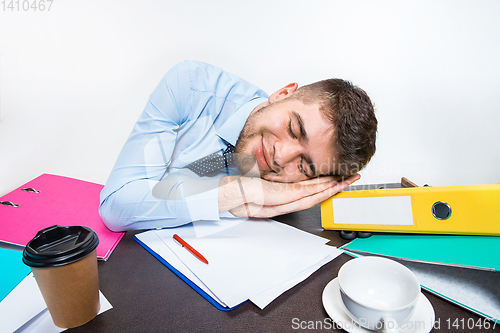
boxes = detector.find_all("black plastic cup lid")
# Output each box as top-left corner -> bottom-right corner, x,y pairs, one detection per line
23,225 -> 99,268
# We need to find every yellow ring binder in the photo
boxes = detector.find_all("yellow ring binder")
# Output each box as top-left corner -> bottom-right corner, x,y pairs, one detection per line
321,182 -> 500,236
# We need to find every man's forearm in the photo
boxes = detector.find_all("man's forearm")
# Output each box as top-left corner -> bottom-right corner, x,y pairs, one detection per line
218,176 -> 248,213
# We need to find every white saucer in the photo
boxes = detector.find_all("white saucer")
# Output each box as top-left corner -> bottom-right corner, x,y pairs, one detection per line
322,278 -> 435,333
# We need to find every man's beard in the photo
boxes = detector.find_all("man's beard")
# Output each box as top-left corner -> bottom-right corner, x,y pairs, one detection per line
234,104 -> 273,179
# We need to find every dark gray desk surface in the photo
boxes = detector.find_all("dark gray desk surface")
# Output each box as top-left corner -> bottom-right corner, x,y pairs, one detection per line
68,205 -> 499,333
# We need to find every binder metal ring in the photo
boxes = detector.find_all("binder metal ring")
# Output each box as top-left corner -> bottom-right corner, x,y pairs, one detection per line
21,187 -> 40,193
0,201 -> 20,207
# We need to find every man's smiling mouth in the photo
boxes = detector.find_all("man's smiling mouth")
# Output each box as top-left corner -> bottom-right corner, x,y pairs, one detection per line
256,137 -> 274,172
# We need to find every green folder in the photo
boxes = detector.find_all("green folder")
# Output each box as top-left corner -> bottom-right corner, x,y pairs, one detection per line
342,234 -> 500,271
0,248 -> 32,302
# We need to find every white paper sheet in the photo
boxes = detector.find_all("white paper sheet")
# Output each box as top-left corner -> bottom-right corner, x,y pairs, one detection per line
250,251 -> 341,309
0,273 -> 113,333
192,218 -> 245,238
139,218 -> 343,309
0,274 -> 45,333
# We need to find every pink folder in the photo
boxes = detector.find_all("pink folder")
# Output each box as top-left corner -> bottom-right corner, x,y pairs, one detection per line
0,174 -> 124,261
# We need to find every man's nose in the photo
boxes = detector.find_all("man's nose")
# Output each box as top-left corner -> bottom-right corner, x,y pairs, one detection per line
274,141 -> 302,168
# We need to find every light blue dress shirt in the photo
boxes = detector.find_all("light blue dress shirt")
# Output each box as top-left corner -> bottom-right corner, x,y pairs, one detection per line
99,60 -> 268,231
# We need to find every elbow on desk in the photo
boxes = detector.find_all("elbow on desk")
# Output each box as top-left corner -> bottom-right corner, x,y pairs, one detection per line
99,196 -> 129,232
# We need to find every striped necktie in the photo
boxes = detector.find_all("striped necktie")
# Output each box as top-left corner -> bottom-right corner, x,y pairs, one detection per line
184,144 -> 235,176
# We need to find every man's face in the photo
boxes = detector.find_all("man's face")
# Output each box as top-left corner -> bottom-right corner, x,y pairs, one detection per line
235,94 -> 336,183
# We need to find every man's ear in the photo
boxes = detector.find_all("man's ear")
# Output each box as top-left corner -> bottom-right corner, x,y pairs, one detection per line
268,83 -> 298,104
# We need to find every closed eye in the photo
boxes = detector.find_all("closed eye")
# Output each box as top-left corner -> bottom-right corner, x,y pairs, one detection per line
299,157 -> 307,175
288,119 -> 297,139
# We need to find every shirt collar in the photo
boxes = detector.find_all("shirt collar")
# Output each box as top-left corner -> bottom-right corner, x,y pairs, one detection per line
216,97 -> 268,146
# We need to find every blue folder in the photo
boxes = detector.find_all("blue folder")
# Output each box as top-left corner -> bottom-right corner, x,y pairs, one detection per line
0,248 -> 32,302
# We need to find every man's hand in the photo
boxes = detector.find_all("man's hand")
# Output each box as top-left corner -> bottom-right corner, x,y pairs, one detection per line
218,174 -> 360,218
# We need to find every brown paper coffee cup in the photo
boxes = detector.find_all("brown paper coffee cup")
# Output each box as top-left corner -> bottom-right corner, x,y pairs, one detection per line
23,225 -> 100,328
31,249 -> 100,328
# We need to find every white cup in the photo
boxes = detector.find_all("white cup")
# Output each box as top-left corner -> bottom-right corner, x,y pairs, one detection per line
338,256 -> 420,332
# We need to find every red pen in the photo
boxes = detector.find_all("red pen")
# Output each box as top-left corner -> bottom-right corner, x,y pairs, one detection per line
173,234 -> 209,264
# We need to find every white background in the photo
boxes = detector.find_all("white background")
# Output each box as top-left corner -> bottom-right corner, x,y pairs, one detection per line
1,0 -> 499,195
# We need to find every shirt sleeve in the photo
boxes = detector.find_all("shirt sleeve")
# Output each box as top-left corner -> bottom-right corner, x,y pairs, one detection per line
99,61 -> 223,231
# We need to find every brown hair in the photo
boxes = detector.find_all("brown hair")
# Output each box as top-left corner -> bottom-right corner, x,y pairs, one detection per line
293,79 -> 377,176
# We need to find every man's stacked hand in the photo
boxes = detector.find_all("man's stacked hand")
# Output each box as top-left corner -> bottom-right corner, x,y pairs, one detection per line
219,174 -> 361,218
